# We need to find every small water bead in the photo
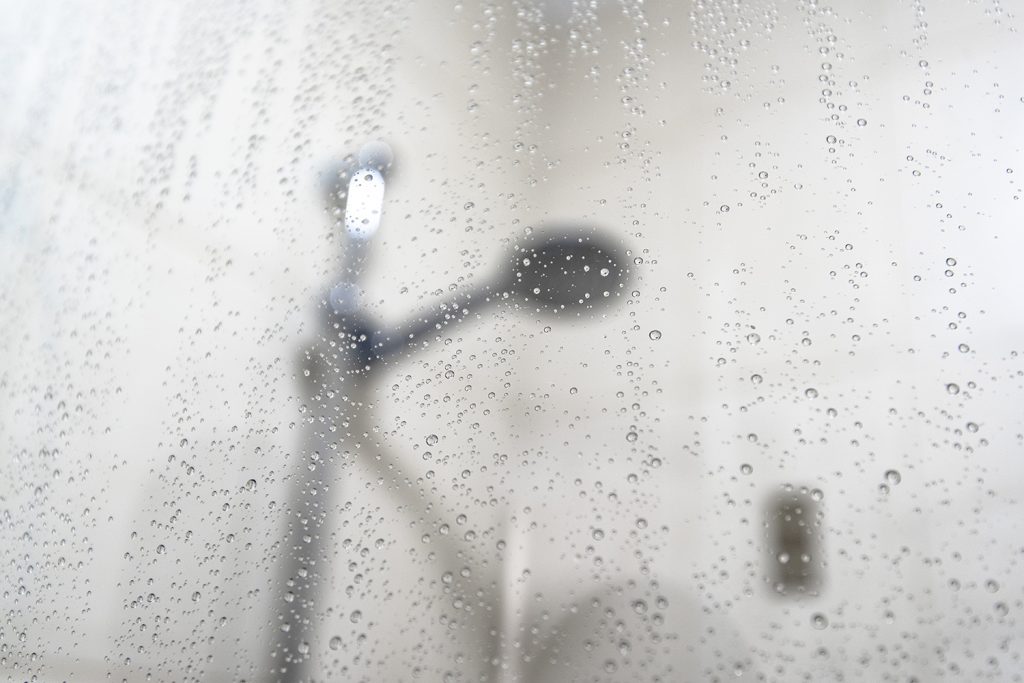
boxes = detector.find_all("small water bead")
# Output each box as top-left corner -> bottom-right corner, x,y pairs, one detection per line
986,579 -> 1000,593
966,421 -> 979,433
425,434 -> 439,446
750,374 -> 763,384
740,463 -> 753,475
720,204 -> 730,213
946,257 -> 957,266
946,383 -> 960,395
592,528 -> 605,541
350,610 -> 362,623
626,431 -> 638,443
649,329 -> 662,341
329,636 -> 342,650
958,343 -> 970,353
884,469 -> 902,485
297,641 -> 310,655
245,478 -> 257,491
805,387 -> 819,399
811,613 -> 829,630
856,118 -> 867,126
746,332 -> 761,344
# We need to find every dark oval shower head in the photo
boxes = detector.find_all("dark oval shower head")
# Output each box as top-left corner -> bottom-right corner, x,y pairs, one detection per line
504,227 -> 630,315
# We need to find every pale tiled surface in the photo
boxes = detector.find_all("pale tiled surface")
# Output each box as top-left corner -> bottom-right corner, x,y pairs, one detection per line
2,0 -> 1023,681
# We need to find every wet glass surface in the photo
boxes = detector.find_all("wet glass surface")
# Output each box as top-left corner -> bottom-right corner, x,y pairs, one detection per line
2,1 -> 1024,681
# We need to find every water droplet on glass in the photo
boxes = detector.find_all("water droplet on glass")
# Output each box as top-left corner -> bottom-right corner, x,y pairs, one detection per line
649,329 -> 662,341
811,613 -> 829,630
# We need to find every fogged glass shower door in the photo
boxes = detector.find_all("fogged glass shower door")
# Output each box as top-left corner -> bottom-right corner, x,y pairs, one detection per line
1,0 -> 1022,681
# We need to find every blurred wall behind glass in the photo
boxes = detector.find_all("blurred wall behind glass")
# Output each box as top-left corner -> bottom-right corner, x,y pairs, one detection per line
2,0 -> 1023,681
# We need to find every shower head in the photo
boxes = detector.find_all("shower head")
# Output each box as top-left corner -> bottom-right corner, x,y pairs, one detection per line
503,227 -> 629,315
344,141 -> 392,240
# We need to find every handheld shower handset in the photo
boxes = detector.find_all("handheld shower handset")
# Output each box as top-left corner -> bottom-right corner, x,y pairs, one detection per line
330,141 -> 394,315
343,141 -> 392,240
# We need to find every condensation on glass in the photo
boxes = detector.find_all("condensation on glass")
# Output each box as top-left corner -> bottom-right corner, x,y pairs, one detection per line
1,1 -> 1022,682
